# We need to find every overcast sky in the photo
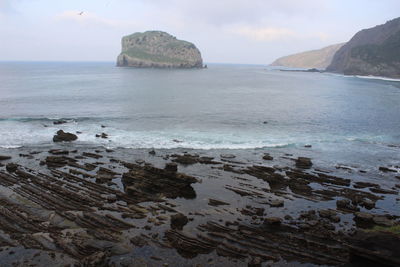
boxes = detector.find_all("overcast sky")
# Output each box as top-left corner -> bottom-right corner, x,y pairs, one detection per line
0,0 -> 399,64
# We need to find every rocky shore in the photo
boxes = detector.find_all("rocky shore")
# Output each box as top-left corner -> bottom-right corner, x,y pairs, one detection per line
0,144 -> 399,266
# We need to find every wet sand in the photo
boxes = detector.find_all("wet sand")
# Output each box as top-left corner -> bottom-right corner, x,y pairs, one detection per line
0,145 -> 399,266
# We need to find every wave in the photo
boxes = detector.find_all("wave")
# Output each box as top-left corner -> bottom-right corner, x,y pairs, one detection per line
0,117 -> 397,150
354,75 -> 400,82
0,116 -> 120,123
324,72 -> 400,82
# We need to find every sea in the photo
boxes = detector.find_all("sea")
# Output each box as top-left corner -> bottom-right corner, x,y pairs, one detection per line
0,61 -> 399,168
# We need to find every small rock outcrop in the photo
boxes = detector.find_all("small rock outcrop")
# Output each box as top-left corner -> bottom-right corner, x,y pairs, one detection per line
170,213 -> 188,230
53,130 -> 78,142
295,157 -> 313,169
327,17 -> 400,78
117,31 -> 203,68
122,163 -> 198,199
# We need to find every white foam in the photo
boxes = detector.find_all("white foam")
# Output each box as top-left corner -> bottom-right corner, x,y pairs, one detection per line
355,75 -> 400,82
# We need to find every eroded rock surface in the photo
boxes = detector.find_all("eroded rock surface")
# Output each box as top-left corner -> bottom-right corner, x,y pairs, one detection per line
117,31 -> 203,68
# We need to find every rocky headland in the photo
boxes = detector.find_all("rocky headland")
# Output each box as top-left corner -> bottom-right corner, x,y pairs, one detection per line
327,17 -> 400,78
271,43 -> 345,69
116,31 -> 203,69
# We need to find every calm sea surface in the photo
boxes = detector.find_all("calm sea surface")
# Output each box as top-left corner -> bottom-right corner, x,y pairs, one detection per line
0,61 -> 399,166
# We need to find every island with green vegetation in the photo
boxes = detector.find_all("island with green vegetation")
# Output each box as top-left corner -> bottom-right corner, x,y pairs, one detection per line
116,31 -> 203,68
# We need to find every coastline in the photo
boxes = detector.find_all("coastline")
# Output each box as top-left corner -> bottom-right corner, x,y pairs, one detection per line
0,144 -> 399,266
270,66 -> 400,82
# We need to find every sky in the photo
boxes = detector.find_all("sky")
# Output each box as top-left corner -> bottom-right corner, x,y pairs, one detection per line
0,0 -> 399,64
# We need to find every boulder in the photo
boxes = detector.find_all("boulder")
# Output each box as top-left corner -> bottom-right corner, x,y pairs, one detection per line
6,163 -> 18,173
295,157 -> 313,169
53,130 -> 78,142
264,217 -> 282,225
165,163 -> 178,173
262,154 -> 274,160
170,213 -> 188,230
0,156 -> 11,161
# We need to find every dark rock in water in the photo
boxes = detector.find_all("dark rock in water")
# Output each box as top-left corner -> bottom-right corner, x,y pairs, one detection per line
172,139 -> 183,143
270,200 -> 284,207
170,213 -> 188,230
82,152 -> 102,159
0,156 -> 12,161
95,133 -> 108,138
19,153 -> 33,159
304,145 -> 312,148
165,162 -> 178,173
306,68 -> 322,73
371,187 -> 398,195
208,199 -> 229,207
379,166 -> 397,173
122,163 -> 198,199
53,130 -> 78,142
96,167 -> 117,181
264,217 -> 282,225
172,154 -> 198,165
336,198 -> 359,211
348,230 -> 400,266
220,154 -> 236,159
263,121 -> 268,124
360,199 -> 376,210
49,149 -> 69,155
263,154 -> 273,160
295,157 -> 313,169
130,236 -> 148,247
172,154 -> 220,165
101,125 -> 106,128
45,156 -> 68,168
53,120 -> 67,125
149,149 -> 156,155
6,163 -> 18,173
354,212 -> 374,224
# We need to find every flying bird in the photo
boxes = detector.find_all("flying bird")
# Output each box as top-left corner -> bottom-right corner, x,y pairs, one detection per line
78,11 -> 84,16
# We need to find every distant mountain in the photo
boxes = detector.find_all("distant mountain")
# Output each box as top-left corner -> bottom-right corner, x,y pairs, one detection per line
270,43 -> 345,69
327,18 -> 400,78
117,31 -> 203,68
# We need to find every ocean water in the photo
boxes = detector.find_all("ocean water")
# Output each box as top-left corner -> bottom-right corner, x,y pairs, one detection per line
0,62 -> 399,157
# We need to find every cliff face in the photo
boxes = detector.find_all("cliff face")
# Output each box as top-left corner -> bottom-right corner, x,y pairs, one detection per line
271,43 -> 345,69
327,18 -> 400,78
117,31 -> 203,68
